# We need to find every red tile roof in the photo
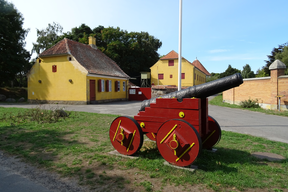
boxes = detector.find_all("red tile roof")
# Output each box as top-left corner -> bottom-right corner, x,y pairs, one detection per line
160,50 -> 179,60
39,38 -> 129,78
160,50 -> 211,76
190,59 -> 211,76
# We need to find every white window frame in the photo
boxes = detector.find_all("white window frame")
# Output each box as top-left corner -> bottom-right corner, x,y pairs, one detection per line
118,81 -> 120,92
109,80 -> 112,92
123,81 -> 126,92
101,79 -> 105,92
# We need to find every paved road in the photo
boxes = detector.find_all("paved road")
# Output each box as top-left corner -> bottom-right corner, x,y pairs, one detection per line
0,166 -> 51,192
209,105 -> 288,144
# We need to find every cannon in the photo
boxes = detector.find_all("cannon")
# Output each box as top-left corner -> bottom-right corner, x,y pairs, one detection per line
109,73 -> 243,167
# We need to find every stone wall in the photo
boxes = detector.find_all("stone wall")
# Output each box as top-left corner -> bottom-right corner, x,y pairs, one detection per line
223,60 -> 288,111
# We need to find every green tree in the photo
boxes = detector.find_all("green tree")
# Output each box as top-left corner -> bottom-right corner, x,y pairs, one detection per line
32,22 -> 63,55
263,43 -> 287,76
275,46 -> 288,74
241,64 -> 255,78
0,0 -> 31,86
206,72 -> 220,82
39,24 -> 162,82
58,25 -> 162,78
255,68 -> 269,77
219,65 -> 241,78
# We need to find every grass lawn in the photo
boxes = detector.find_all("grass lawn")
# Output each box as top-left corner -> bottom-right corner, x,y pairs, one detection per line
0,106 -> 288,192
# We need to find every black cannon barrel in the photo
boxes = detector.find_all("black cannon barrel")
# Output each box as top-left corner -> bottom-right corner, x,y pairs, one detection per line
140,73 -> 243,111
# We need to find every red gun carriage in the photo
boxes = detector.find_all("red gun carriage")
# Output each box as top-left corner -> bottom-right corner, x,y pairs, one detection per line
109,73 -> 243,167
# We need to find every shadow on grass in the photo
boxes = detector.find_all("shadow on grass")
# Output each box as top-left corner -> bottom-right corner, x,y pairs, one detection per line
196,147 -> 287,173
0,123 -> 81,163
134,143 -> 288,174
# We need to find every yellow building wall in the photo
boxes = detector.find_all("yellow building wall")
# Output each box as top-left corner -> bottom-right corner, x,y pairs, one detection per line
150,59 -> 206,87
28,55 -> 88,103
87,76 -> 128,101
194,68 -> 206,85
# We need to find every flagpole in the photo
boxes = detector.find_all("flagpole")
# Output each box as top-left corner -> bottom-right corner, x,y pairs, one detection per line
178,0 -> 183,91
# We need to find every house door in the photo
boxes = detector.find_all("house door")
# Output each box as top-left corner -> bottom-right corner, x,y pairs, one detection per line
90,80 -> 96,101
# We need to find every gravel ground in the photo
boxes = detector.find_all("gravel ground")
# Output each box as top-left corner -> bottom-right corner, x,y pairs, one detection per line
0,150 -> 89,192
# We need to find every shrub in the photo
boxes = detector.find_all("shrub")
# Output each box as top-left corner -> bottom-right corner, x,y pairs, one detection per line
239,98 -> 260,108
0,106 -> 70,124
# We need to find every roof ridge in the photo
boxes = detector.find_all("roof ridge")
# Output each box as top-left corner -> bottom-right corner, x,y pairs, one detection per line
39,38 -> 66,56
64,38 -> 71,55
191,59 -> 211,76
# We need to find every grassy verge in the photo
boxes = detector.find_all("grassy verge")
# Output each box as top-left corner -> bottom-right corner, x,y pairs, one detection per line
0,107 -> 288,191
209,94 -> 288,117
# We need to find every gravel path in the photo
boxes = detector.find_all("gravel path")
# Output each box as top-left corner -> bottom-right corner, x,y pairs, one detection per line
0,150 -> 89,192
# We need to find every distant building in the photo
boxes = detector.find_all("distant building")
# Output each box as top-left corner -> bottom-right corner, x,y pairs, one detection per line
150,50 -> 210,88
28,37 -> 129,104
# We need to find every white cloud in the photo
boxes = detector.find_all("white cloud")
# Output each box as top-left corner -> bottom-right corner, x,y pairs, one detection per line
209,49 -> 229,53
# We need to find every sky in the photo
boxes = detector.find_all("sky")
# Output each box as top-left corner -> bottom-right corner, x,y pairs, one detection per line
9,0 -> 288,74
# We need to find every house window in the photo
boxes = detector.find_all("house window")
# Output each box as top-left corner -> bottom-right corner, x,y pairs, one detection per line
123,82 -> 126,92
39,59 -> 41,63
115,81 -> 120,92
106,80 -> 112,92
181,73 -> 185,79
98,79 -> 105,92
170,74 -> 173,78
101,80 -> 105,92
158,74 -> 164,80
52,65 -> 57,72
168,60 -> 174,66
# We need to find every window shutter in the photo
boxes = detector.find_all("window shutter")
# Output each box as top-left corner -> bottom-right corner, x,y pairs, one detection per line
106,80 -> 109,92
98,79 -> 102,92
158,74 -> 164,80
52,65 -> 57,72
181,73 -> 185,79
168,60 -> 174,66
115,81 -> 118,92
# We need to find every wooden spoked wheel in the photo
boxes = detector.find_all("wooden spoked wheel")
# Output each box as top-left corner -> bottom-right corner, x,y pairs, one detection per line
202,115 -> 221,150
109,116 -> 143,156
145,132 -> 157,141
156,119 -> 202,167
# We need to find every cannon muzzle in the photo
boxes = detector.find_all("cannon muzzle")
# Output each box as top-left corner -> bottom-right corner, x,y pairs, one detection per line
140,73 -> 243,111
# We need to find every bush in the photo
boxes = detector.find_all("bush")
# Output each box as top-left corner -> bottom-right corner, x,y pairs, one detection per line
239,98 -> 260,108
0,106 -> 70,124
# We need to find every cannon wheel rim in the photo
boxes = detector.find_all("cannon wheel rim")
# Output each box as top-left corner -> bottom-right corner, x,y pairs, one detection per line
202,115 -> 222,149
109,116 -> 143,156
156,119 -> 202,167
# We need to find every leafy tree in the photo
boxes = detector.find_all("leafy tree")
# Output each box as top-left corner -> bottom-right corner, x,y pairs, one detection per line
0,0 -> 31,86
58,25 -> 162,78
255,68 -> 269,77
275,46 -> 288,74
36,23 -> 162,83
219,65 -> 241,78
264,43 -> 287,76
206,72 -> 220,82
32,22 -> 63,55
241,64 -> 255,78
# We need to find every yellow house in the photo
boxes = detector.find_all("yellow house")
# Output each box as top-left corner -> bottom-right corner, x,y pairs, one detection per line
150,50 -> 210,87
27,37 -> 130,104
